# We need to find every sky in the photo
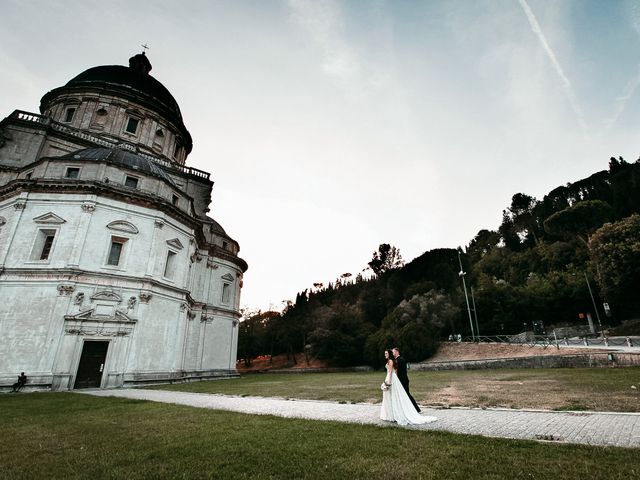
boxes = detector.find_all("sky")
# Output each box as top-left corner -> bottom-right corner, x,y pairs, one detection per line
2,0 -> 640,311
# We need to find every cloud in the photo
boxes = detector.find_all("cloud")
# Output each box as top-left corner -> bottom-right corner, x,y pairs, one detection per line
285,0 -> 390,100
286,0 -> 359,80
517,0 -> 588,134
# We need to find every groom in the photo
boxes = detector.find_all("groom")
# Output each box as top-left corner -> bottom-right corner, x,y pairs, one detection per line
392,347 -> 421,412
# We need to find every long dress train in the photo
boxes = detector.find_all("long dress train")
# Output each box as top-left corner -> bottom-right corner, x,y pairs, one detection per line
380,364 -> 437,426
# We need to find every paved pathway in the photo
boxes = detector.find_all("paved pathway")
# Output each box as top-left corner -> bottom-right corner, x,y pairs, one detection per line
84,389 -> 640,448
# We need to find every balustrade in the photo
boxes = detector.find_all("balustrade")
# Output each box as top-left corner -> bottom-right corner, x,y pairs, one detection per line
7,110 -> 209,180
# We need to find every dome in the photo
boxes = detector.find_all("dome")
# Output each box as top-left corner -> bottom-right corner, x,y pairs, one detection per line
206,217 -> 227,235
40,53 -> 192,153
65,65 -> 182,121
61,147 -> 177,187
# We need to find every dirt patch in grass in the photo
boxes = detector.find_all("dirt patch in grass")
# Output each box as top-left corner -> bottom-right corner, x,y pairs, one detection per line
422,375 -> 565,409
410,369 -> 640,411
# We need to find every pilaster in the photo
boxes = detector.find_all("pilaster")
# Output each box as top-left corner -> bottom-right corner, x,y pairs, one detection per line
0,195 -> 29,268
145,219 -> 164,277
68,200 -> 96,267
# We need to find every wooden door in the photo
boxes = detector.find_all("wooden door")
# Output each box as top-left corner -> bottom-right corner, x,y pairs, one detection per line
74,341 -> 109,389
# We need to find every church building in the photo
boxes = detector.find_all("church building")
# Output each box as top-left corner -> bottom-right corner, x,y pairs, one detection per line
0,52 -> 247,390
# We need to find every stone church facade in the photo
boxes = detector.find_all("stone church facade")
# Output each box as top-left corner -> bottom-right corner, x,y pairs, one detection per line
0,53 -> 247,391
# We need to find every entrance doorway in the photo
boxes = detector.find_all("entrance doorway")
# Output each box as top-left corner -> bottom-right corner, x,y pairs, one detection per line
74,340 -> 109,389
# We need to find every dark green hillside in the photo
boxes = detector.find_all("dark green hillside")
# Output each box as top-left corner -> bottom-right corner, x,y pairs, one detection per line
239,158 -> 640,367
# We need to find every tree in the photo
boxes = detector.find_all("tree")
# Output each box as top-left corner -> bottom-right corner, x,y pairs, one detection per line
309,307 -> 372,366
366,290 -> 458,364
510,193 -> 542,243
467,229 -> 500,261
368,243 -> 404,276
610,161 -> 640,217
543,200 -> 614,246
609,156 -> 628,174
499,193 -> 542,247
237,310 -> 280,365
589,214 -> 640,317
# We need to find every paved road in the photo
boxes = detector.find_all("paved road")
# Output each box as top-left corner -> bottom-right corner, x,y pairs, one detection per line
84,389 -> 640,448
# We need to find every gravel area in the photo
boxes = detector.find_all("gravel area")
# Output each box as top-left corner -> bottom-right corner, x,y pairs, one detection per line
84,389 -> 640,448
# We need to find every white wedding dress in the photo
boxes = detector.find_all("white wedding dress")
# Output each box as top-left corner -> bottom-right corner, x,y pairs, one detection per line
380,363 -> 437,426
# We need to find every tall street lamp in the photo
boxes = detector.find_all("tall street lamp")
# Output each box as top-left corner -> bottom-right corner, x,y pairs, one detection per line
470,286 -> 480,339
457,248 -> 475,340
584,272 -> 603,335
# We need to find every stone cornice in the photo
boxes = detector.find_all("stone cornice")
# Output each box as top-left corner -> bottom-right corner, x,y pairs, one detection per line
207,245 -> 248,272
0,177 -> 200,231
184,293 -> 242,319
0,268 -> 242,318
0,267 -> 191,300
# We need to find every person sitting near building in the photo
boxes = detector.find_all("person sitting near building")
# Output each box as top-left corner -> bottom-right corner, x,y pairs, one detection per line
11,372 -> 27,392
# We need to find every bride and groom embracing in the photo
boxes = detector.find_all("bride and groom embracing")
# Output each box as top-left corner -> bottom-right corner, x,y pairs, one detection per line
380,347 -> 437,426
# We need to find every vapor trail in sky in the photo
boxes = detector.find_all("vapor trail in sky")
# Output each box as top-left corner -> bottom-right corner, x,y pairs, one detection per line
604,65 -> 640,132
603,0 -> 640,133
517,0 -> 588,134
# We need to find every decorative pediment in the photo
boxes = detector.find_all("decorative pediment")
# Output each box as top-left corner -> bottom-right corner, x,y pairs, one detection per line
221,273 -> 234,282
64,308 -> 136,337
70,309 -> 94,320
91,290 -> 122,302
114,309 -> 133,322
65,308 -> 134,322
107,220 -> 139,234
166,238 -> 184,250
33,212 -> 66,224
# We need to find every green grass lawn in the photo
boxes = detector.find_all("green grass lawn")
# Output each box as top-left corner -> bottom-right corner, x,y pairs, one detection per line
152,367 -> 640,412
1,392 -> 637,480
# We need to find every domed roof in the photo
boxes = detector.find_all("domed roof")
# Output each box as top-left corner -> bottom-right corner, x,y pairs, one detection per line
61,147 -> 177,187
65,66 -> 181,121
206,216 -> 227,235
40,53 -> 192,153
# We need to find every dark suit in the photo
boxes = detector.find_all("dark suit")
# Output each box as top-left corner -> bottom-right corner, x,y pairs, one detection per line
395,356 -> 421,412
11,373 -> 27,392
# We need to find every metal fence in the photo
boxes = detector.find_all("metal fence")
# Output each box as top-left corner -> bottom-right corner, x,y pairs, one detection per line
457,334 -> 636,348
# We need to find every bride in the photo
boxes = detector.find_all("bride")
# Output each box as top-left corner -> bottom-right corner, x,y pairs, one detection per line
380,349 -> 437,425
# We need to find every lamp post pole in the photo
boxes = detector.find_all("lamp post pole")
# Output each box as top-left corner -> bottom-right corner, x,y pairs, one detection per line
458,249 -> 475,340
471,286 -> 480,339
584,272 -> 602,335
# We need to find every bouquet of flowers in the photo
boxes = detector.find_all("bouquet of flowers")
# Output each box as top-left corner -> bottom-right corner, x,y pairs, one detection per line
380,382 -> 390,391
